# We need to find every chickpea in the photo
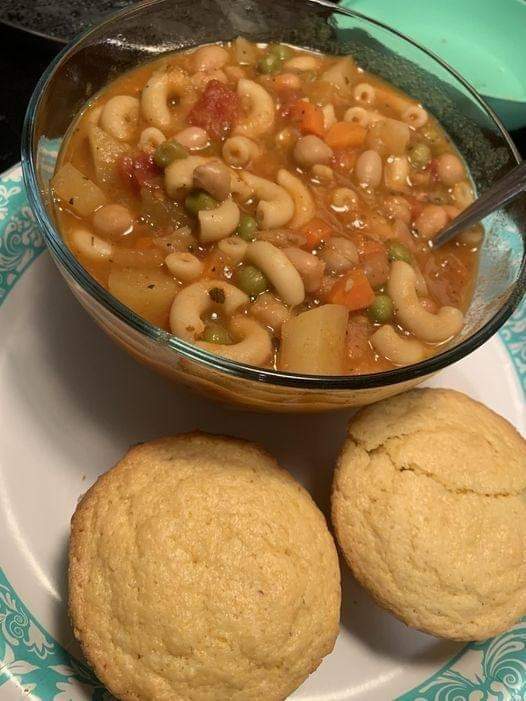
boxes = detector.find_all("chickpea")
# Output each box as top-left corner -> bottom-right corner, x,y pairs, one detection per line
415,203 -> 448,238
436,153 -> 465,186
355,149 -> 382,188
293,135 -> 333,167
320,237 -> 358,274
92,204 -> 133,239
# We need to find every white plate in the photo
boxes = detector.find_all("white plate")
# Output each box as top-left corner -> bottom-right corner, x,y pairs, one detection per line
1,164 -> 525,700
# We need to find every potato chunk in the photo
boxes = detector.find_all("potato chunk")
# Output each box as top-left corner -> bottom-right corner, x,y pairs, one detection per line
51,163 -> 106,217
108,268 -> 178,328
279,304 -> 349,374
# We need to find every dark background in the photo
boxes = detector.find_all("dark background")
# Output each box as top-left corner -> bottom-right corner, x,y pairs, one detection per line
0,19 -> 524,171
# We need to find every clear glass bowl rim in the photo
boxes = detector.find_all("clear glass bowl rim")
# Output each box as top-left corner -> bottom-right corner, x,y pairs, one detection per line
21,0 -> 526,390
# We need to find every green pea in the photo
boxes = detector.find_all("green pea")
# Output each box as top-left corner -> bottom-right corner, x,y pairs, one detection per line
257,53 -> 281,74
409,143 -> 432,169
201,322 -> 232,345
236,213 -> 257,241
153,140 -> 188,168
269,44 -> 293,61
184,190 -> 217,215
387,239 -> 412,264
368,294 -> 394,323
236,265 -> 268,296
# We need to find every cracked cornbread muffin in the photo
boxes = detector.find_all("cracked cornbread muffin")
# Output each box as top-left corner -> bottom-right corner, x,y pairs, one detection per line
69,433 -> 341,700
332,388 -> 526,641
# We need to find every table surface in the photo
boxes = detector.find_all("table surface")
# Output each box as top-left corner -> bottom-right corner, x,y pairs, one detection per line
0,20 -> 524,173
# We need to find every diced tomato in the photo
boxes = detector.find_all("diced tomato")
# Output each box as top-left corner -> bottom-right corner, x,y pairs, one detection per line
187,80 -> 240,140
118,153 -> 162,190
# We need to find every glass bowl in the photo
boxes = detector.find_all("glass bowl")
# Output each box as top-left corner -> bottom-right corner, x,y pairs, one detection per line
22,0 -> 526,412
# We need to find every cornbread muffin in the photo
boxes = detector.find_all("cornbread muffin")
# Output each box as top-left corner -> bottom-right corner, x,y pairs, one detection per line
69,433 -> 341,701
332,388 -> 526,641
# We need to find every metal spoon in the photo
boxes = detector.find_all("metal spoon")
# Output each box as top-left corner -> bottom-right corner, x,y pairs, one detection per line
431,159 -> 526,248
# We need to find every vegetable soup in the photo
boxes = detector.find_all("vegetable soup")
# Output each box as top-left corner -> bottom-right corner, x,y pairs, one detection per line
52,39 -> 481,375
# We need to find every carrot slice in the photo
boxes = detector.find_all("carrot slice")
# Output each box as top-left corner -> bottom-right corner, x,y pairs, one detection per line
327,268 -> 375,311
324,122 -> 366,150
300,217 -> 333,249
290,100 -> 325,137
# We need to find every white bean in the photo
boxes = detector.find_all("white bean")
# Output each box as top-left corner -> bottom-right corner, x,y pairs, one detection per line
71,229 -> 112,261
293,135 -> 333,167
174,126 -> 209,150
250,292 -> 291,332
193,161 -> 232,201
436,153 -> 465,185
320,237 -> 358,274
92,204 -> 133,239
415,204 -> 448,238
355,149 -> 382,188
246,240 -> 305,306
165,252 -> 203,282
283,247 -> 325,293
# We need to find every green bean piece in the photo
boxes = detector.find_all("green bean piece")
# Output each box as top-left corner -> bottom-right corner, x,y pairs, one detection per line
409,143 -> 432,169
257,53 -> 281,74
184,190 -> 217,215
368,294 -> 394,323
201,322 -> 232,345
153,140 -> 188,168
387,240 -> 412,264
236,265 -> 268,296
269,44 -> 293,61
236,213 -> 257,241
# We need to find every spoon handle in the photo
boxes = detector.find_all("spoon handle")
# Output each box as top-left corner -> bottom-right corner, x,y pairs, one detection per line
432,160 -> 526,249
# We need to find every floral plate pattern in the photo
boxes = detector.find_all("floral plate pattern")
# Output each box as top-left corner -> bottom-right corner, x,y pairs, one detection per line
0,164 -> 524,700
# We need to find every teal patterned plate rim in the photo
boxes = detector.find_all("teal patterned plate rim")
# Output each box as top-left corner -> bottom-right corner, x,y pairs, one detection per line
0,163 -> 525,700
